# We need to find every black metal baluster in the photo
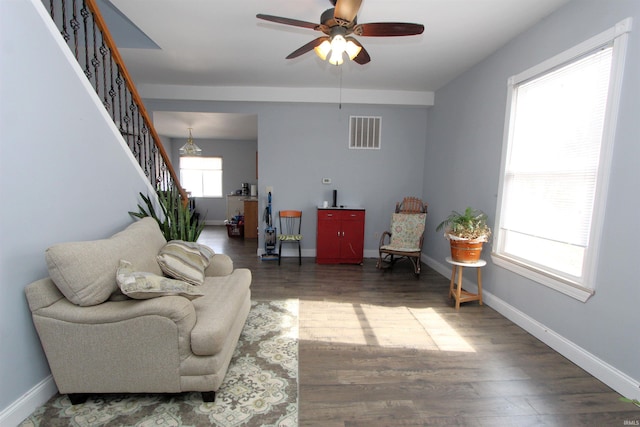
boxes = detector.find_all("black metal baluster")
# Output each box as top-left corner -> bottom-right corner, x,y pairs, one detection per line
108,57 -> 116,117
49,0 -> 55,26
142,123 -> 151,178
80,1 -> 91,79
130,99 -> 139,160
90,14 -> 100,96
61,0 -> 71,44
122,88 -> 132,151
150,136 -> 159,188
100,40 -> 109,112
115,70 -> 124,135
134,109 -> 145,171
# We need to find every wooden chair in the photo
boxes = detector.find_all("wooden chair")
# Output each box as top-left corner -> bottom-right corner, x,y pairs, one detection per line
278,210 -> 302,265
377,199 -> 427,276
396,196 -> 428,214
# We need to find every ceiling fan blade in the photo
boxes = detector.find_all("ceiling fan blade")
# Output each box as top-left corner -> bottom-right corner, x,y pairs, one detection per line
355,22 -> 425,37
346,37 -> 370,64
334,0 -> 362,24
286,37 -> 330,59
256,14 -> 319,30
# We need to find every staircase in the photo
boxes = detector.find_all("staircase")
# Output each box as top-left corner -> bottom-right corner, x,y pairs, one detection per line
43,0 -> 187,202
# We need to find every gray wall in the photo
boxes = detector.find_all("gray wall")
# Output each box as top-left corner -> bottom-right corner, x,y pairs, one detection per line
423,0 -> 640,385
0,0 -> 157,416
146,100 -> 429,253
168,137 -> 257,223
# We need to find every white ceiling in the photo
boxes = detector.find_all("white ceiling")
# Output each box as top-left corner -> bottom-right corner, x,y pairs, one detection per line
152,112 -> 258,140
101,0 -> 570,139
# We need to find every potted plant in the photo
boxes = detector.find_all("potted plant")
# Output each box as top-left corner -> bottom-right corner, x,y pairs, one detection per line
129,185 -> 205,242
436,207 -> 491,263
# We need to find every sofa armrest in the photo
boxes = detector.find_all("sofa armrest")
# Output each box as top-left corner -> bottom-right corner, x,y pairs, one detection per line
29,296 -> 198,394
205,254 -> 234,277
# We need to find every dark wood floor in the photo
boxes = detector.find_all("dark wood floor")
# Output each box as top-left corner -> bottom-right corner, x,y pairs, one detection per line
199,226 -> 639,426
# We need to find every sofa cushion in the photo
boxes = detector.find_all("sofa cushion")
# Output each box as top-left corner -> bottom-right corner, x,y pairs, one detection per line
116,260 -> 204,300
157,241 -> 215,286
189,268 -> 252,356
45,218 -> 166,306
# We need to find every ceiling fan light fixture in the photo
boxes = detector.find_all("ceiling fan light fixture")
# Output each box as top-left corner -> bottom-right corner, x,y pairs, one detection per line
331,34 -> 347,56
179,128 -> 202,157
257,5 -> 424,67
322,34 -> 353,65
328,50 -> 344,65
345,39 -> 362,60
314,40 -> 332,60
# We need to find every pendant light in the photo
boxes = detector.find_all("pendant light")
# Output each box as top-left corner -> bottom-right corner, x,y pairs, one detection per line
179,128 -> 202,156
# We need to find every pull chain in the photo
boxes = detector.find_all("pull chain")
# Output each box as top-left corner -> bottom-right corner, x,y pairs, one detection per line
339,66 -> 343,109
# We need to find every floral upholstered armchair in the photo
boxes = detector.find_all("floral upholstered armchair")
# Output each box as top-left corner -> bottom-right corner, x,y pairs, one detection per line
377,198 -> 427,276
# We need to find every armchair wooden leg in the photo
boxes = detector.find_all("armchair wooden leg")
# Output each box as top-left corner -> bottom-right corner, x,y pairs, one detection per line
202,391 -> 216,402
411,257 -> 421,277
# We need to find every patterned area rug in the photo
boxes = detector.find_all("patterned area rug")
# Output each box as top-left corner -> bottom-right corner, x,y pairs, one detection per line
20,299 -> 298,427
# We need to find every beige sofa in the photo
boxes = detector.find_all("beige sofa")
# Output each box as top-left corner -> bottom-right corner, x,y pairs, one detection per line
25,217 -> 251,403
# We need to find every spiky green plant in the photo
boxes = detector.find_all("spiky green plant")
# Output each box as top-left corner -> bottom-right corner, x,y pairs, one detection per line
129,185 -> 205,242
436,207 -> 491,241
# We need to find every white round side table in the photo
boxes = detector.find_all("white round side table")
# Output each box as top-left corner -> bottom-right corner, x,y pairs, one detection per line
446,256 -> 486,310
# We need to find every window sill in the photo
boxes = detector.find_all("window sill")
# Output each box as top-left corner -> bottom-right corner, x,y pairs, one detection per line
491,253 -> 595,302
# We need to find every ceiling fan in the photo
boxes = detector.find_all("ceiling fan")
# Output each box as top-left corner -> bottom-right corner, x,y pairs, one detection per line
256,0 -> 424,65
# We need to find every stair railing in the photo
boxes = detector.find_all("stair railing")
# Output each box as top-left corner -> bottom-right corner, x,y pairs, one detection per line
44,0 -> 188,204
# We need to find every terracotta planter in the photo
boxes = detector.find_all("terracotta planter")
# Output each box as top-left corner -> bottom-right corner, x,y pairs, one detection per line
449,239 -> 484,263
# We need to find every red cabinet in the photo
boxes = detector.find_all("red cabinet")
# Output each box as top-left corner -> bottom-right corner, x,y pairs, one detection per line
316,208 -> 365,264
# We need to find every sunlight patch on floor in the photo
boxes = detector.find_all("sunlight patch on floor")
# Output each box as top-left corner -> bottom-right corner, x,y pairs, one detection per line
409,307 -> 476,353
300,300 -> 475,353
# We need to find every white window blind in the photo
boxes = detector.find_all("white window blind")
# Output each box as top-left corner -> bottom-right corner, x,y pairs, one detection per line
493,17 -> 631,301
180,157 -> 223,198
500,47 -> 613,278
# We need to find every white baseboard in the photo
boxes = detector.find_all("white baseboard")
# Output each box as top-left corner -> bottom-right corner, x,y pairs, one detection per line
423,254 -> 640,401
0,375 -> 57,427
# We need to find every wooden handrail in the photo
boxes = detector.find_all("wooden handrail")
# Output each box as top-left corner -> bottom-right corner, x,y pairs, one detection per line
82,0 -> 189,205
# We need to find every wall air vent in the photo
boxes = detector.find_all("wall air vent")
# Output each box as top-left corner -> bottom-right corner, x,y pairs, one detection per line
349,116 -> 381,149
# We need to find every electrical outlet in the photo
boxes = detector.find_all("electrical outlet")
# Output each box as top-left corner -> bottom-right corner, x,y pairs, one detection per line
322,178 -> 331,184
266,186 -> 273,194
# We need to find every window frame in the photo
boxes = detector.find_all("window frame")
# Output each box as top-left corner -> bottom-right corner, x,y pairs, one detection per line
179,156 -> 224,199
492,17 -> 632,302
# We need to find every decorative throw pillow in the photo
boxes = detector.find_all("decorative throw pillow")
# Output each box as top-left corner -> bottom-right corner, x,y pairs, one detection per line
156,241 -> 215,286
387,213 -> 426,251
45,217 -> 167,306
116,260 -> 204,300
